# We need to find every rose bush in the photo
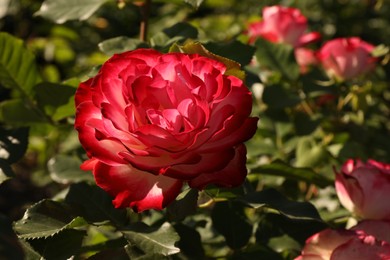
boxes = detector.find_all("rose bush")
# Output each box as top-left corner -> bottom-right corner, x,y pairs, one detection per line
295,221 -> 390,260
317,37 -> 377,81
335,159 -> 390,220
74,48 -> 258,212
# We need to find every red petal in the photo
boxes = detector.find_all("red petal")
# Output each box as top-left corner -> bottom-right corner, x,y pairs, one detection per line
94,162 -> 183,212
188,144 -> 248,189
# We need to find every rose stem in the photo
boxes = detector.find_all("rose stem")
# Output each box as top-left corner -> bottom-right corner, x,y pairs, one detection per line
139,0 -> 152,42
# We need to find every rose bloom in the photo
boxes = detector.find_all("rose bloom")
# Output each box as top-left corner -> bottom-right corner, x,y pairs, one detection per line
247,6 -> 320,72
75,49 -> 258,212
247,5 -> 320,47
317,37 -> 377,81
335,159 -> 390,220
295,220 -> 390,260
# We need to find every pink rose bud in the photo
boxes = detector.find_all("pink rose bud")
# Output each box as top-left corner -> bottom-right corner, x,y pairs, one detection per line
317,37 -> 377,81
335,159 -> 390,220
296,223 -> 390,260
247,5 -> 320,47
74,49 -> 258,212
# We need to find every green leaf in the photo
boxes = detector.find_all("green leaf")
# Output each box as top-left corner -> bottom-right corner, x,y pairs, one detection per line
28,229 -> 85,260
173,223 -> 205,258
0,99 -> 47,125
14,200 -> 86,239
170,41 -> 245,80
0,32 -> 41,95
241,188 -> 324,222
250,160 -> 332,188
121,222 -> 180,256
255,38 -> 300,81
211,201 -> 253,249
183,0 -> 204,9
0,127 -> 28,163
295,137 -> 329,168
0,159 -> 14,185
34,82 -> 76,121
65,182 -> 128,227
98,37 -> 149,56
35,0 -> 108,24
163,22 -> 198,39
0,214 -> 25,259
204,40 -> 256,66
48,155 -> 94,184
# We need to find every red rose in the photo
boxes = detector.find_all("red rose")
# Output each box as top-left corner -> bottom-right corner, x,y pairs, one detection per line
75,49 -> 258,212
295,221 -> 390,260
247,5 -> 320,47
317,37 -> 377,81
335,159 -> 390,220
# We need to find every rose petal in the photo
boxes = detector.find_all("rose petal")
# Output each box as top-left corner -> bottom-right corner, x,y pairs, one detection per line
94,162 -> 183,212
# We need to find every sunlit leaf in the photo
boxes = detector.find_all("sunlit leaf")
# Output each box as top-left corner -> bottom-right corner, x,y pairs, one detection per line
250,160 -> 332,188
241,188 -> 324,222
121,222 -> 180,256
0,32 -> 41,95
35,0 -> 108,24
14,200 -> 87,239
48,155 -> 94,184
295,137 -> 329,168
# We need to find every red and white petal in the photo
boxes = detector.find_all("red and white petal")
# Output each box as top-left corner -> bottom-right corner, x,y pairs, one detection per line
94,162 -> 183,212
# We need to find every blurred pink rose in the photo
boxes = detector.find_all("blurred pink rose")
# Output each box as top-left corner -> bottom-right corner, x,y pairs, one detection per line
335,159 -> 390,220
296,221 -> 390,260
75,49 -> 258,212
247,5 -> 320,47
317,37 -> 377,80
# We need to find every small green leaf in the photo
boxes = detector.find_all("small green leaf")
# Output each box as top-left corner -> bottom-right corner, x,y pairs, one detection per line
0,33 -> 41,95
250,160 -> 332,188
14,200 -> 86,239
295,137 -> 329,168
241,188 -> 324,222
65,182 -> 128,227
48,155 -> 94,184
35,0 -> 108,24
255,38 -> 300,81
170,41 -> 245,80
34,82 -> 76,121
183,0 -> 204,9
98,37 -> 149,56
121,222 -> 180,256
211,201 -> 253,249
